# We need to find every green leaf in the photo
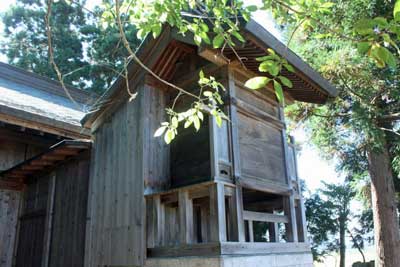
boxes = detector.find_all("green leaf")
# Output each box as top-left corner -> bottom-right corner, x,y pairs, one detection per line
246,5 -> 258,12
199,31 -> 211,45
184,119 -> 192,128
244,76 -> 270,90
193,116 -> 201,131
194,34 -> 202,45
373,17 -> 388,27
197,111 -> 204,121
199,69 -> 205,79
273,80 -> 284,103
357,42 -> 370,54
232,31 -> 245,42
267,63 -> 279,76
154,126 -> 167,137
200,22 -> 209,32
372,46 -> 396,68
395,0 -> 400,22
171,117 -> 178,128
354,19 -> 375,35
164,129 -> 175,144
215,115 -> 222,127
203,91 -> 213,97
213,34 -> 224,48
284,63 -> 295,72
278,76 -> 293,88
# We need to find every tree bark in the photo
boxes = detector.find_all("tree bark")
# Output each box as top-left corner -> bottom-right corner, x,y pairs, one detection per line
367,146 -> 400,267
339,216 -> 346,267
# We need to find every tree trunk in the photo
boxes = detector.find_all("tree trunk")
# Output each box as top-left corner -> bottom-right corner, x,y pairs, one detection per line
367,146 -> 400,267
339,216 -> 346,267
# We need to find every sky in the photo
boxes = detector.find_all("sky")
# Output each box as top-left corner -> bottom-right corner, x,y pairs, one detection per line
0,0 -> 342,193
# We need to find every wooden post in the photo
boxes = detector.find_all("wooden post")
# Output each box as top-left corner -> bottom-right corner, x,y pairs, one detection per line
227,68 -> 245,242
200,205 -> 210,243
296,199 -> 308,242
178,190 -> 194,244
231,186 -> 245,242
283,195 -> 298,242
248,220 -> 254,242
154,195 -> 165,246
42,173 -> 56,267
146,198 -> 155,248
268,222 -> 279,242
209,114 -> 220,181
209,183 -> 227,242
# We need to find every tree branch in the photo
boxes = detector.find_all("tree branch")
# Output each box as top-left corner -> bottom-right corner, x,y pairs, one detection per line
45,0 -> 81,109
114,0 -> 200,100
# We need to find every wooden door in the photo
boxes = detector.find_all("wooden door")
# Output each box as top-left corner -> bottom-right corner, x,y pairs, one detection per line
15,176 -> 49,267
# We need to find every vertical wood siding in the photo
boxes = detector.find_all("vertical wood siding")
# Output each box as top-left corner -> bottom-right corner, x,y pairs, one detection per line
48,156 -> 90,267
85,85 -> 147,267
0,190 -> 20,267
0,140 -> 42,171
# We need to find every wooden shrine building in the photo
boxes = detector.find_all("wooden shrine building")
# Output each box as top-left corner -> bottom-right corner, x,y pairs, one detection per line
0,19 -> 337,267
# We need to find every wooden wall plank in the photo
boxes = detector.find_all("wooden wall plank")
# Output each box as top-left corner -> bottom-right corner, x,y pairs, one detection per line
178,190 -> 193,244
0,189 -> 21,267
85,83 -> 147,267
48,155 -> 90,267
209,183 -> 226,242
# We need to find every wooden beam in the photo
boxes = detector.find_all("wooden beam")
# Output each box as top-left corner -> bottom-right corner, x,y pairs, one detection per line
198,47 -> 229,66
283,195 -> 298,242
209,183 -> 227,242
248,220 -> 254,242
154,195 -> 165,246
296,199 -> 308,242
243,210 -> 289,224
178,190 -> 194,244
269,222 -> 279,242
30,160 -> 53,166
21,166 -> 43,171
0,180 -> 23,191
52,149 -> 80,156
41,155 -> 66,161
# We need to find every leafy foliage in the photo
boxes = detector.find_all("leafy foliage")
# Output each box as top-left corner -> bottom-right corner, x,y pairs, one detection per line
305,182 -> 367,262
1,0 -> 88,88
1,0 -> 140,93
154,70 -> 227,144
244,48 -> 294,103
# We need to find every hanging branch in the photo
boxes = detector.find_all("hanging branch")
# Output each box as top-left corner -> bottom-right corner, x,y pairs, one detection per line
45,0 -> 81,109
114,0 -> 200,101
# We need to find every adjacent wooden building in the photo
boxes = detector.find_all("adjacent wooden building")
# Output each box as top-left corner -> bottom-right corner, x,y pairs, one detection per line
0,19 -> 337,267
0,62 -> 94,267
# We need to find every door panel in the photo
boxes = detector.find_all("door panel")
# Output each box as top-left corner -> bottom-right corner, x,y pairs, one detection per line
15,177 -> 49,267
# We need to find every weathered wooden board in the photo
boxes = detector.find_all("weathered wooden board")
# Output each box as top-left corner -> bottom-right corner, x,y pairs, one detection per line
0,189 -> 20,267
85,84 -> 147,267
15,176 -> 49,267
0,140 -> 42,171
48,156 -> 90,267
237,112 -> 286,184
144,86 -> 170,194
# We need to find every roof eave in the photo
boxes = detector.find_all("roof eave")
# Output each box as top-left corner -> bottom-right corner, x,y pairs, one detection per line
244,19 -> 338,98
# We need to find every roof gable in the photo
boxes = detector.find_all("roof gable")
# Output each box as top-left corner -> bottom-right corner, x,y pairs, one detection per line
82,20 -> 337,127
